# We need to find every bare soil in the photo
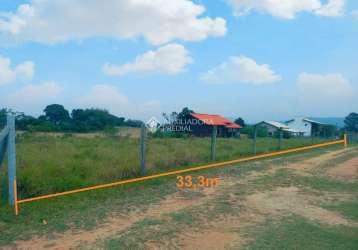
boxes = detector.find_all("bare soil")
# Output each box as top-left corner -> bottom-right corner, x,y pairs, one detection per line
245,186 -> 352,226
7,148 -> 357,250
327,157 -> 358,182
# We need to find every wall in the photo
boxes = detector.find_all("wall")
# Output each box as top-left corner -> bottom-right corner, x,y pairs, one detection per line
259,123 -> 279,136
286,118 -> 312,137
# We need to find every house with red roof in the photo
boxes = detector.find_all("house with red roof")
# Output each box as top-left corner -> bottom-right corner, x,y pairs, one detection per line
185,112 -> 241,137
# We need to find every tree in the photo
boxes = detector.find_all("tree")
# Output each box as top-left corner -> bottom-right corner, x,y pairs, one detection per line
344,112 -> 358,132
0,108 -> 7,128
71,108 -> 111,132
234,117 -> 246,127
124,119 -> 143,128
177,107 -> 194,120
162,112 -> 178,123
0,108 -> 17,128
43,104 -> 70,124
15,114 -> 40,130
71,108 -> 132,132
2,104 -> 142,132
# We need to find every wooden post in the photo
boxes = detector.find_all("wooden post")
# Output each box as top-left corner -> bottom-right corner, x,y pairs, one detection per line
13,179 -> 19,215
211,126 -> 217,161
7,115 -> 16,206
140,124 -> 146,176
278,128 -> 283,150
253,125 -> 257,155
344,133 -> 348,148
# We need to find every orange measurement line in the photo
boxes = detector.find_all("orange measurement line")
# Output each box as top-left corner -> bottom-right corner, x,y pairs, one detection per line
17,139 -> 344,205
14,179 -> 19,215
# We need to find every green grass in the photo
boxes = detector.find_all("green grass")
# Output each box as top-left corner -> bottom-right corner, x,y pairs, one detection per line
324,201 -> 358,221
0,176 -> 179,246
0,143 -> 356,248
0,133 -> 325,199
0,140 -> 287,247
251,168 -> 358,193
102,217 -> 176,250
247,216 -> 358,250
94,147 -> 358,250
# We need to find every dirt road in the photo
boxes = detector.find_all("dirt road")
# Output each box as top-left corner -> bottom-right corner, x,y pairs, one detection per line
5,147 -> 358,250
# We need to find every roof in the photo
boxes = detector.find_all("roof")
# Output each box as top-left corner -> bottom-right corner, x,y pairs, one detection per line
258,121 -> 289,129
190,113 -> 241,129
303,118 -> 329,125
286,117 -> 330,126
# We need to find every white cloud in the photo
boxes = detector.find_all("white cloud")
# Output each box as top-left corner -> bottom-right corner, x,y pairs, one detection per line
201,55 -> 282,85
0,4 -> 34,34
76,84 -> 160,118
4,82 -> 63,114
352,10 -> 358,19
0,55 -> 34,85
227,0 -> 345,19
77,84 -> 129,109
0,0 -> 226,45
297,73 -> 357,114
315,0 -> 345,16
103,44 -> 193,77
13,61 -> 34,79
9,81 -> 62,100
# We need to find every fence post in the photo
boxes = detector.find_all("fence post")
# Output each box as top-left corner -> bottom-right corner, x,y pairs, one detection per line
278,128 -> 283,150
140,124 -> 146,176
7,115 -> 16,206
0,129 -> 8,168
13,179 -> 19,215
344,132 -> 348,148
211,125 -> 217,161
253,125 -> 257,155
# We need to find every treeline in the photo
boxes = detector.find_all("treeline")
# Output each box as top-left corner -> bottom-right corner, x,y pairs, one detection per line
344,112 -> 358,132
0,104 -> 143,132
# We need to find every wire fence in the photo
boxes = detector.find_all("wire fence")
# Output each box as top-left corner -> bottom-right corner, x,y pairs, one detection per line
13,137 -> 346,215
3,128 -> 345,198
0,121 -> 352,215
347,131 -> 358,144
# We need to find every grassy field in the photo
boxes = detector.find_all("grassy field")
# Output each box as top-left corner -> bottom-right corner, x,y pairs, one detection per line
0,143 -> 356,249
0,131 -> 329,199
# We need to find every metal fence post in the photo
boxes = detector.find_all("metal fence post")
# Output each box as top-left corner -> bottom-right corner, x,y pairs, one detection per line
253,125 -> 257,155
0,128 -> 8,168
7,115 -> 16,206
140,124 -> 147,176
211,126 -> 217,161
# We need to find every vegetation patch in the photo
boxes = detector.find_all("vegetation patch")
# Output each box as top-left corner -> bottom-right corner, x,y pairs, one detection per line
246,216 -> 358,250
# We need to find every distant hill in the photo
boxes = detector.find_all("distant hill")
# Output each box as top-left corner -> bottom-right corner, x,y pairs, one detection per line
309,117 -> 345,128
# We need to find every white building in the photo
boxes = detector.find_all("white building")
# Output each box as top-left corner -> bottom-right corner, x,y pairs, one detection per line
286,117 -> 328,137
256,118 -> 335,138
257,121 -> 304,137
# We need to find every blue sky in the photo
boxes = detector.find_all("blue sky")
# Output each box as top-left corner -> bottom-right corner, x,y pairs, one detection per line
0,0 -> 357,122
